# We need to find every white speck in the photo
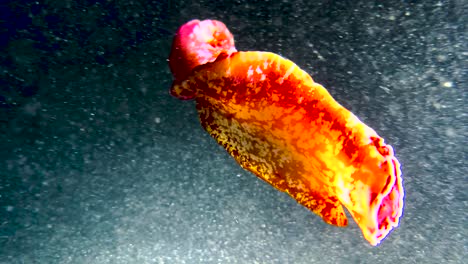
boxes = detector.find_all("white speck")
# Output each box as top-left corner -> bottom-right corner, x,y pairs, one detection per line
442,81 -> 453,88
436,54 -> 447,62
445,127 -> 456,137
379,86 -> 391,93
312,49 -> 325,61
6,206 -> 14,212
140,85 -> 148,95
154,117 -> 161,124
388,15 -> 396,21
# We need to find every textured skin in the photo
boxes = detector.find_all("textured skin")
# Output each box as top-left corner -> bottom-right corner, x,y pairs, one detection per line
169,20 -> 404,246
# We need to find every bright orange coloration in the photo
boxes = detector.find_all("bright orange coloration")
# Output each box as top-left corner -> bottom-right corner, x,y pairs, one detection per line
168,20 -> 404,246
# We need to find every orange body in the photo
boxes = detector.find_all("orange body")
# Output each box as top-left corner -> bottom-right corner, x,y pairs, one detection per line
168,20 -> 404,246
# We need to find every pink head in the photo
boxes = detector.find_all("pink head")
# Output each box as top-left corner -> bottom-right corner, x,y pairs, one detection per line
168,19 -> 237,85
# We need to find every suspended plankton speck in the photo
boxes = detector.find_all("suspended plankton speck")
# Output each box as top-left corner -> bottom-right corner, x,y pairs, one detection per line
442,81 -> 453,88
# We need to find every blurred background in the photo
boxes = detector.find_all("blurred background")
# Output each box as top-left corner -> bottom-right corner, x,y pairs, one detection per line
0,0 -> 466,263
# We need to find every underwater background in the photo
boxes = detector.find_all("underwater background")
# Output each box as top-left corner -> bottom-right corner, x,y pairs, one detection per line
0,0 -> 466,263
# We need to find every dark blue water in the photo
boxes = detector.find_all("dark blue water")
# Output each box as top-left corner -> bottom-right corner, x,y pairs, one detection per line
1,1 -> 466,263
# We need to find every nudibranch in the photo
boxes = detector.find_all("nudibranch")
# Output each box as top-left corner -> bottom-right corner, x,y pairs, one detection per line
168,19 -> 404,246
